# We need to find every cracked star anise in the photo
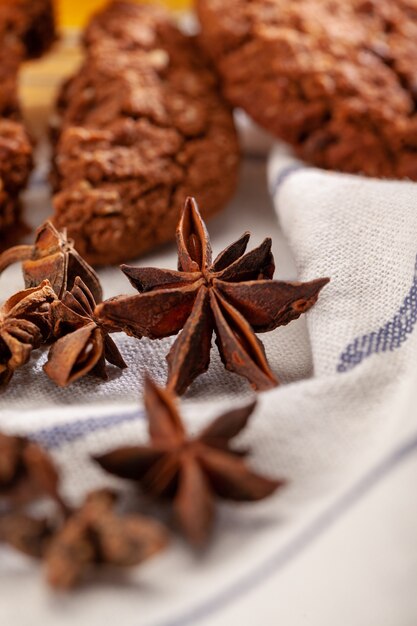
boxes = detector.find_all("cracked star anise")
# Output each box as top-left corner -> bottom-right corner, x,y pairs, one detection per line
45,489 -> 168,590
94,377 -> 285,546
0,431 -> 61,506
0,280 -> 57,385
0,221 -> 102,302
44,277 -> 127,387
96,197 -> 329,395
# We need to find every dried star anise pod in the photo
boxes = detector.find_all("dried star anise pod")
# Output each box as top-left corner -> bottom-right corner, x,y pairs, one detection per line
0,431 -> 61,506
44,277 -> 127,387
0,512 -> 52,558
96,197 -> 329,394
45,489 -> 168,590
95,377 -> 285,546
0,280 -> 57,385
0,221 -> 102,302
0,429 -> 168,590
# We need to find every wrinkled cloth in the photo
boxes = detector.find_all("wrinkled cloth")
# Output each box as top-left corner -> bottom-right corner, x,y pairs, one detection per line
0,133 -> 416,626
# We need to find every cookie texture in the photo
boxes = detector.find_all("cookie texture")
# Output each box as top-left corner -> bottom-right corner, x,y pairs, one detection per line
197,0 -> 417,179
0,15 -> 36,241
52,1 -> 240,266
0,0 -> 54,241
0,38 -> 23,119
0,0 -> 56,59
0,120 -> 33,236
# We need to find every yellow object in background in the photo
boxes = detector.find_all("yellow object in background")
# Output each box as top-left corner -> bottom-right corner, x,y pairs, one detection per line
59,0 -> 190,27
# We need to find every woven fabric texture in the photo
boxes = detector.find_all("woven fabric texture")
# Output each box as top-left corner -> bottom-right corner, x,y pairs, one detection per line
0,137 -> 416,626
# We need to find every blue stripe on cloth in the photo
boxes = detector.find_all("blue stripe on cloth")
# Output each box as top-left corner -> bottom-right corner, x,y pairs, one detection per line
30,409 -> 144,449
271,163 -> 306,197
144,430 -> 417,626
337,254 -> 417,373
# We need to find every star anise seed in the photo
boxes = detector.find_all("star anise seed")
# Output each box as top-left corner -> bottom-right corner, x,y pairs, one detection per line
45,488 -> 168,590
0,221 -> 102,302
0,280 -> 57,386
96,197 -> 329,395
44,277 -> 127,387
0,513 -> 53,558
94,377 -> 285,546
0,431 -> 61,506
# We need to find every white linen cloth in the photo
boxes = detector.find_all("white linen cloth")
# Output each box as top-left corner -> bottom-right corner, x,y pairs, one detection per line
0,132 -> 416,626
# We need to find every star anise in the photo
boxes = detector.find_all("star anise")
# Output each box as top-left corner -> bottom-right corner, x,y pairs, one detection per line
0,431 -> 61,560
96,197 -> 329,394
0,512 -> 52,558
0,428 -> 167,590
95,377 -> 285,546
0,280 -> 57,385
0,221 -> 102,302
0,431 -> 61,506
44,277 -> 127,387
45,489 -> 168,590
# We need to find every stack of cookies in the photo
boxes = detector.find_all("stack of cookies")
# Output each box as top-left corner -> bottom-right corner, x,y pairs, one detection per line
0,0 -> 55,243
51,1 -> 240,266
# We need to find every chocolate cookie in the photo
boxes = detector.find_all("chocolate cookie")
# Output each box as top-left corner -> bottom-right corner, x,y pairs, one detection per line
0,40 -> 29,241
0,119 -> 33,237
83,0 -> 170,50
52,2 -> 240,266
197,0 -> 417,179
0,0 -> 55,242
0,39 -> 23,118
0,0 -> 56,59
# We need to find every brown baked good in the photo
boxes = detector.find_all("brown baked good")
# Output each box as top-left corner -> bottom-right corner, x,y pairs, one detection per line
196,0 -> 417,179
0,119 -> 33,237
0,37 -> 30,240
0,39 -> 22,118
0,0 -> 55,241
83,0 -> 169,50
52,1 -> 240,266
0,0 -> 56,59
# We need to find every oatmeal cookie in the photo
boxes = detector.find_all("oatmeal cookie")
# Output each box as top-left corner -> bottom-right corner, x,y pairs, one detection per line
197,0 -> 417,179
52,2 -> 240,266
